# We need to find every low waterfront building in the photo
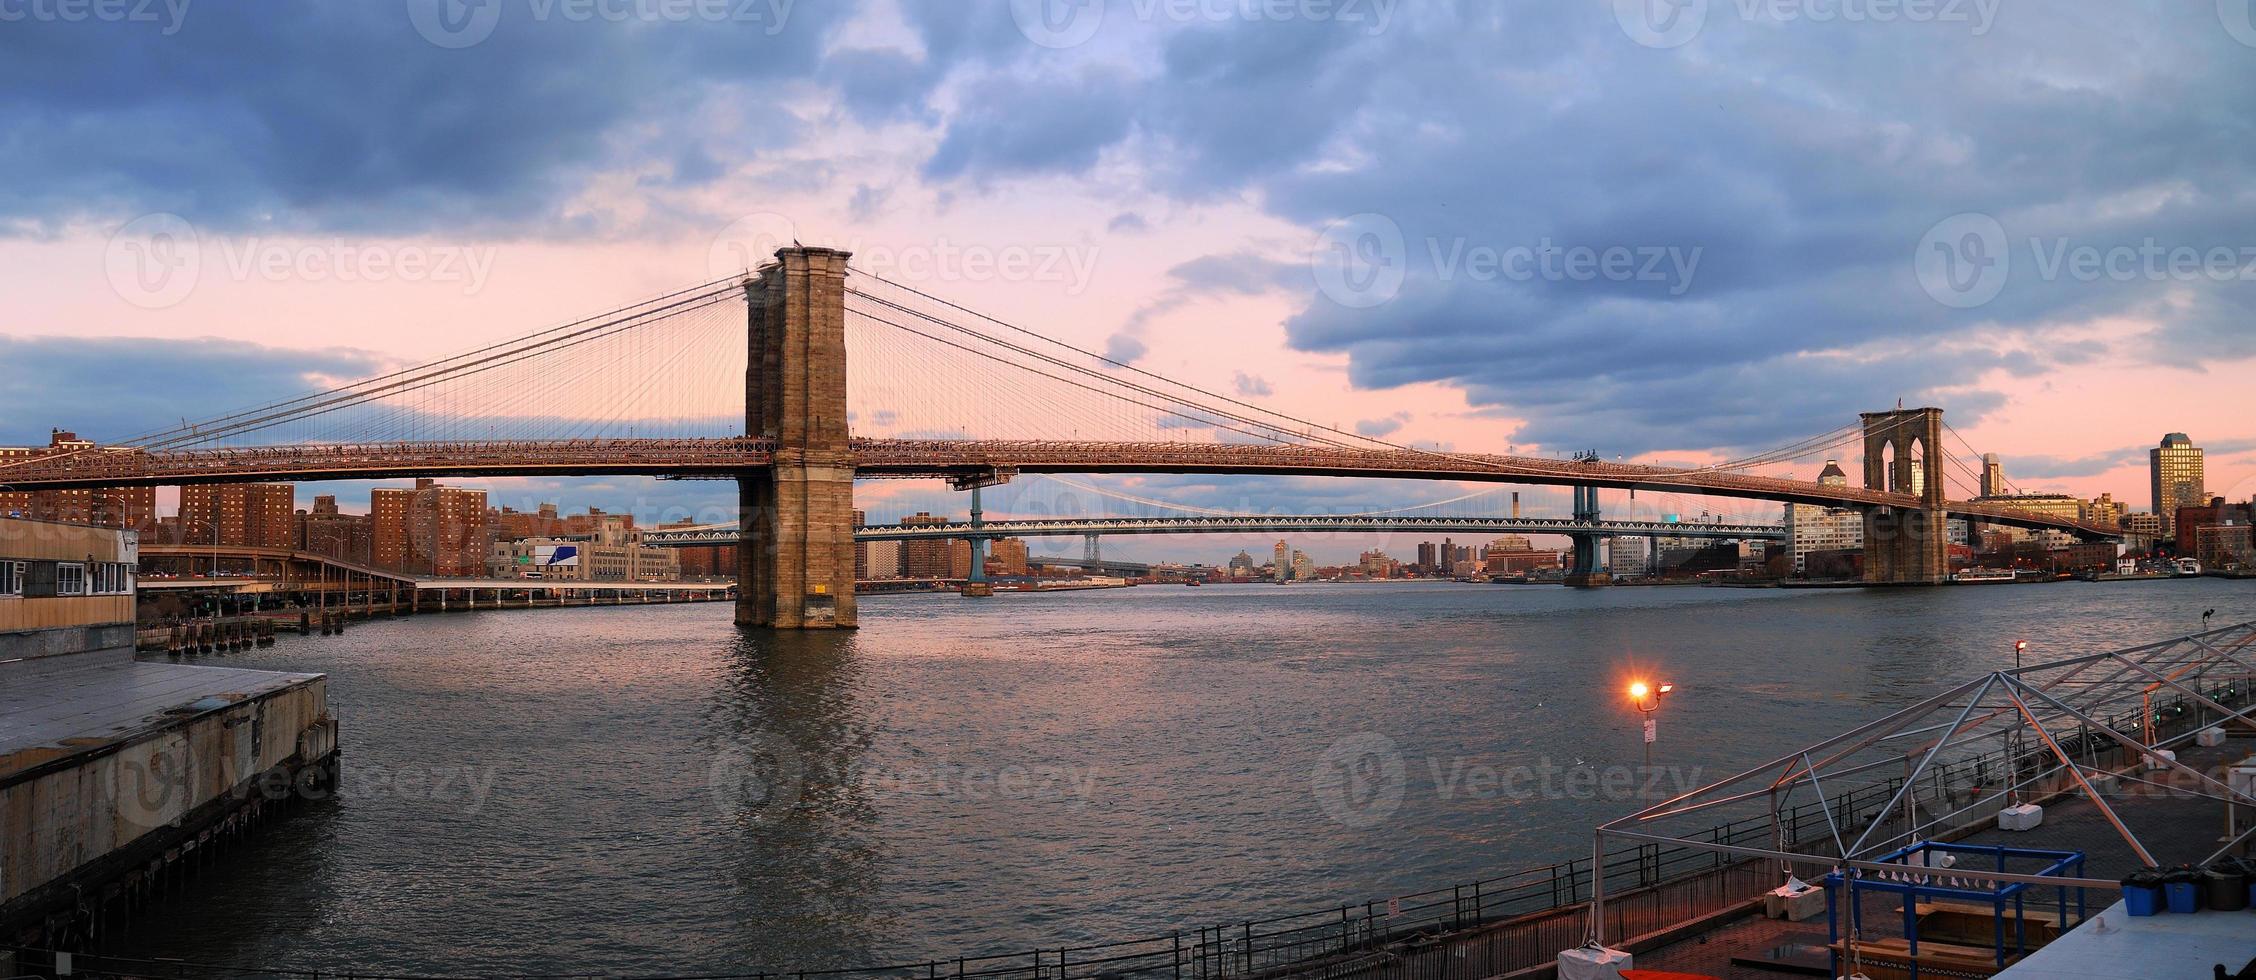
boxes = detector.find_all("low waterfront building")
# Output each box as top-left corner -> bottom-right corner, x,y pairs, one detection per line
2175,496 -> 2255,558
488,517 -> 680,582
0,516 -> 337,947
2195,523 -> 2254,570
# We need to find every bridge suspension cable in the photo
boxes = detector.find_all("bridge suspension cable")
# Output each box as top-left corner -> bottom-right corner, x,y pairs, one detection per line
108,277 -> 750,451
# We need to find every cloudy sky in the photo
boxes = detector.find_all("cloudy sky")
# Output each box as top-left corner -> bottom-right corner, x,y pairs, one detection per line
4,1 -> 2253,562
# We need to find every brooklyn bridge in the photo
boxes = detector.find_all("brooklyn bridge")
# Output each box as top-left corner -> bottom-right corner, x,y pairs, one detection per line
0,247 -> 2118,628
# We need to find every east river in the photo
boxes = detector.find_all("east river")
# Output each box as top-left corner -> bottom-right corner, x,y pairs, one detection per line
109,579 -> 2248,974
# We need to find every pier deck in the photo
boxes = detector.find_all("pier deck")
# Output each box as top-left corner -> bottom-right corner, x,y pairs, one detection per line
1633,738 -> 2256,978
0,652 -> 322,783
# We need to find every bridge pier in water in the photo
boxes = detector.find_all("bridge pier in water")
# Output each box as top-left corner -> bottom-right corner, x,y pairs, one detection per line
962,485 -> 993,598
1859,407 -> 1951,585
736,247 -> 860,629
1563,484 -> 1612,587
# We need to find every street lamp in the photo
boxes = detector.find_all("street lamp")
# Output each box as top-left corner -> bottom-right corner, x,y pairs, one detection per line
2014,639 -> 2028,670
1628,679 -> 1675,770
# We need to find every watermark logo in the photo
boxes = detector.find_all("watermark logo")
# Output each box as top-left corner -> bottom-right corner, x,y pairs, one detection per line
1011,0 -> 1104,48
0,0 -> 193,34
105,213 -> 502,308
1311,732 -> 1407,828
106,212 -> 202,310
1915,211 -> 2010,309
1012,0 -> 1395,47
708,732 -> 806,825
1614,0 -> 1706,48
1312,214 -> 1702,308
2221,0 -> 2256,48
1916,211 -> 2256,309
406,0 -> 502,48
1311,212 -> 1406,309
1617,0 -> 1998,48
409,0 -> 794,48
711,213 -> 1104,294
1429,237 -> 1701,296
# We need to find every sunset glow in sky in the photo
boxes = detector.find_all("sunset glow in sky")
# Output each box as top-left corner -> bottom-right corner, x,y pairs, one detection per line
5,1 -> 2254,561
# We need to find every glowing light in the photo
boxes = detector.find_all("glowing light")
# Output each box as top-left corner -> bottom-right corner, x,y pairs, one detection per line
1628,681 -> 1650,700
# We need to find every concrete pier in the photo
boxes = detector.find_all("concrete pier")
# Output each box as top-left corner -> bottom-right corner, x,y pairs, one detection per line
0,517 -> 338,950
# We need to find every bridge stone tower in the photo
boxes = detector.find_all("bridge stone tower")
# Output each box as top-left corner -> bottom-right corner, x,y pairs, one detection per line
1859,407 -> 1949,585
738,247 -> 859,628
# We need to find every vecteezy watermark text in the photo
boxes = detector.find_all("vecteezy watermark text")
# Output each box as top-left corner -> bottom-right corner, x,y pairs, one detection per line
1614,0 -> 2001,49
1310,212 -> 1702,308
1012,0 -> 1397,48
106,213 -> 499,309
1915,211 -> 2256,309
1309,732 -> 1707,828
408,0 -> 794,49
0,0 -> 190,33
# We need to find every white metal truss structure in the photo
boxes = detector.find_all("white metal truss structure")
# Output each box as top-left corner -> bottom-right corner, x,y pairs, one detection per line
1589,620 -> 2256,944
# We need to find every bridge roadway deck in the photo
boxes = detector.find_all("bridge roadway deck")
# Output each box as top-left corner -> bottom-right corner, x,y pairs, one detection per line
0,437 -> 2116,538
645,515 -> 1790,546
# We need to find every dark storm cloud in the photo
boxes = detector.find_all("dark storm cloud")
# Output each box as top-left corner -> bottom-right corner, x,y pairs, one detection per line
902,3 -> 2256,457
0,336 -> 389,444
921,69 -> 1138,181
0,2 -> 853,234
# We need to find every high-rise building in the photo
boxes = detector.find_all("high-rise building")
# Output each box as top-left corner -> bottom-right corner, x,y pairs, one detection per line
852,508 -> 869,580
1273,539 -> 1290,581
863,539 -> 905,579
371,479 -> 489,575
299,494 -> 374,564
1606,537 -> 1651,578
1416,541 -> 1438,570
1783,459 -> 1864,574
372,487 -> 411,569
987,537 -> 1029,576
2081,492 -> 2127,528
655,518 -> 736,579
180,484 -> 296,549
901,512 -> 955,578
1290,549 -> 1315,581
2151,433 -> 2205,535
2123,512 -> 2164,544
1980,453 -> 2006,497
1358,549 -> 1397,578
1227,550 -> 1256,577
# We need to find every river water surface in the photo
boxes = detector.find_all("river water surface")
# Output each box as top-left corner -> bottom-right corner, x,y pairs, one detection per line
109,579 -> 2248,973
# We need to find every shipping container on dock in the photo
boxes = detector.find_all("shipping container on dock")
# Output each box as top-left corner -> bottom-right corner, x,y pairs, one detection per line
0,516 -> 339,954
